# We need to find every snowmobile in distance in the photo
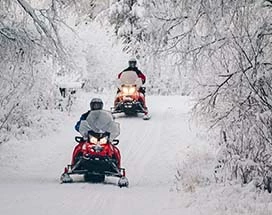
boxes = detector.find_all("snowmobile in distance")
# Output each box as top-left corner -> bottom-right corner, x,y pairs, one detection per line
111,71 -> 151,120
60,110 -> 129,188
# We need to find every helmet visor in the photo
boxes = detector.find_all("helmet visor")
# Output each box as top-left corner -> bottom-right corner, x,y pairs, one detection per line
91,102 -> 103,110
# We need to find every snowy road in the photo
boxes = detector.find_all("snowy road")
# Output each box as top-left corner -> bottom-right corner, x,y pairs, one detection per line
0,95 -> 203,215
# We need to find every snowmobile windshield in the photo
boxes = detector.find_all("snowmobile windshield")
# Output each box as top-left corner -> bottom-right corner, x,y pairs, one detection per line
119,70 -> 142,88
78,110 -> 120,141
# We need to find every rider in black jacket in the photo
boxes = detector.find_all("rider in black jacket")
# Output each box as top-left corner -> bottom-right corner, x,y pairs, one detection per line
74,98 -> 104,132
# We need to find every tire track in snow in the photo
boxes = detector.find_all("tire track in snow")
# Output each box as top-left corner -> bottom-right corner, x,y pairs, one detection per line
116,96 -> 189,187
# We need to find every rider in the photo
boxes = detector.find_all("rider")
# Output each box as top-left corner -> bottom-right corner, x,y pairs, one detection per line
116,58 -> 148,111
118,58 -> 146,86
75,98 -> 103,132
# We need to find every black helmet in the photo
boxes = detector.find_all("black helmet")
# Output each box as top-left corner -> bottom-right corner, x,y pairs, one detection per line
90,98 -> 103,110
128,58 -> 137,68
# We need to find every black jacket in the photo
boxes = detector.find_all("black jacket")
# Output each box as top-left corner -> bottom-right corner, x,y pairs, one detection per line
122,67 -> 146,84
75,110 -> 90,132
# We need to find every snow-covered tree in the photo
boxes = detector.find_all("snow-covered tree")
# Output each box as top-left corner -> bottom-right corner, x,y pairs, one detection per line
117,0 -> 272,191
0,0 -> 98,143
105,0 -> 188,94
108,0 -> 146,53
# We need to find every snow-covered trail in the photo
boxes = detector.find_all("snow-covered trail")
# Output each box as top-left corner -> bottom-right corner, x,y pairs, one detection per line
0,95 -> 203,215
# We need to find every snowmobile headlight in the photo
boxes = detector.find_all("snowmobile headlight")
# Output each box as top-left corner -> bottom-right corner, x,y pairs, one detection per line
99,137 -> 108,144
90,136 -> 98,144
129,87 -> 136,94
122,87 -> 129,94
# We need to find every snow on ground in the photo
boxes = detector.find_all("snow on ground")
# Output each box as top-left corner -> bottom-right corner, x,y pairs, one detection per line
1,92 -> 272,215
0,92 -> 194,215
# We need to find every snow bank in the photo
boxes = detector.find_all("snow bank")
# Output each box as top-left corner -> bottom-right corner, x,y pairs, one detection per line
173,126 -> 272,214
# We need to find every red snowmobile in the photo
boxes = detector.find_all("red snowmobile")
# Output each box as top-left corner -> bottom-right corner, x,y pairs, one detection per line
60,110 -> 129,187
112,71 -> 150,120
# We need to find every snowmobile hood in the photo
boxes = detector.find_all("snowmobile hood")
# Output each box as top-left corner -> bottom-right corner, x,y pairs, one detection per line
79,110 -> 120,141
